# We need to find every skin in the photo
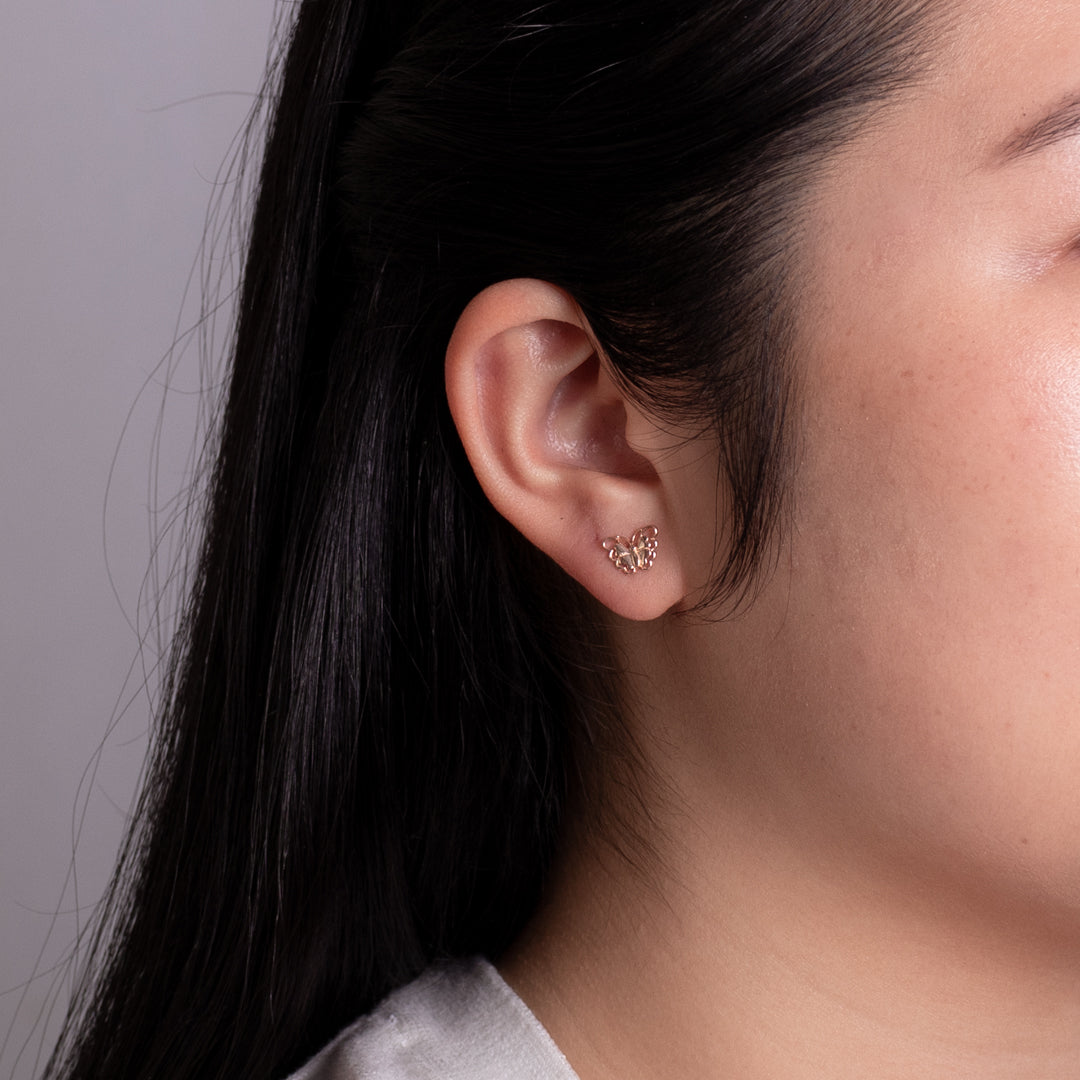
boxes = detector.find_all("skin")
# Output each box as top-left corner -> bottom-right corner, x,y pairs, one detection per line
450,0 -> 1080,1075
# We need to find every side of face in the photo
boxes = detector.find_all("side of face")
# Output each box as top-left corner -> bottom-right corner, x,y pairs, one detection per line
671,0 -> 1080,922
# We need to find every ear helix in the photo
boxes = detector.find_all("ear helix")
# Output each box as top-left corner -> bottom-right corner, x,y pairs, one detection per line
601,524 -> 659,574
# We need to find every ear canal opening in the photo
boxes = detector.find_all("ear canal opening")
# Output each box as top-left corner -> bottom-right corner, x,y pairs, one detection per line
545,352 -> 658,481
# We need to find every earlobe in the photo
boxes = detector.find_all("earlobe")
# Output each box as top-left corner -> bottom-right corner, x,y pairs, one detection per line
445,278 -> 690,620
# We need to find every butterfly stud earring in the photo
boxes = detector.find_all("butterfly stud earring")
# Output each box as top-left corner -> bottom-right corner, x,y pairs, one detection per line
602,525 -> 659,574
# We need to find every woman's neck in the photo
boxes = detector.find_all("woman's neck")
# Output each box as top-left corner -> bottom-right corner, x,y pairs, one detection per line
501,801 -> 1080,1080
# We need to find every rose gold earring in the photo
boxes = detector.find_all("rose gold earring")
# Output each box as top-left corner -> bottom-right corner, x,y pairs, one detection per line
601,525 -> 659,574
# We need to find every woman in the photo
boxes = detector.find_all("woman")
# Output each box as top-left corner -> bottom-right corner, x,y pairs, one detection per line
48,0 -> 1080,1077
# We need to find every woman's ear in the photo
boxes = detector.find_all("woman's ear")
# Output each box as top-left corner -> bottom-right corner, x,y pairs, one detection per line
445,278 -> 690,620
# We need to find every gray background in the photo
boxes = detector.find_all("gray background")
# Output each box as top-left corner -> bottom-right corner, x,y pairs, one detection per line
1,5 -> 276,1076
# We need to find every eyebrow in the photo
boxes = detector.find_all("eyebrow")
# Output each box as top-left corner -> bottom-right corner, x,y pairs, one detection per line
997,91 -> 1080,163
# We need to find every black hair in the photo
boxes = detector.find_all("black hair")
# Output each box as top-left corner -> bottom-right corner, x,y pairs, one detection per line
47,1 -> 943,1077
